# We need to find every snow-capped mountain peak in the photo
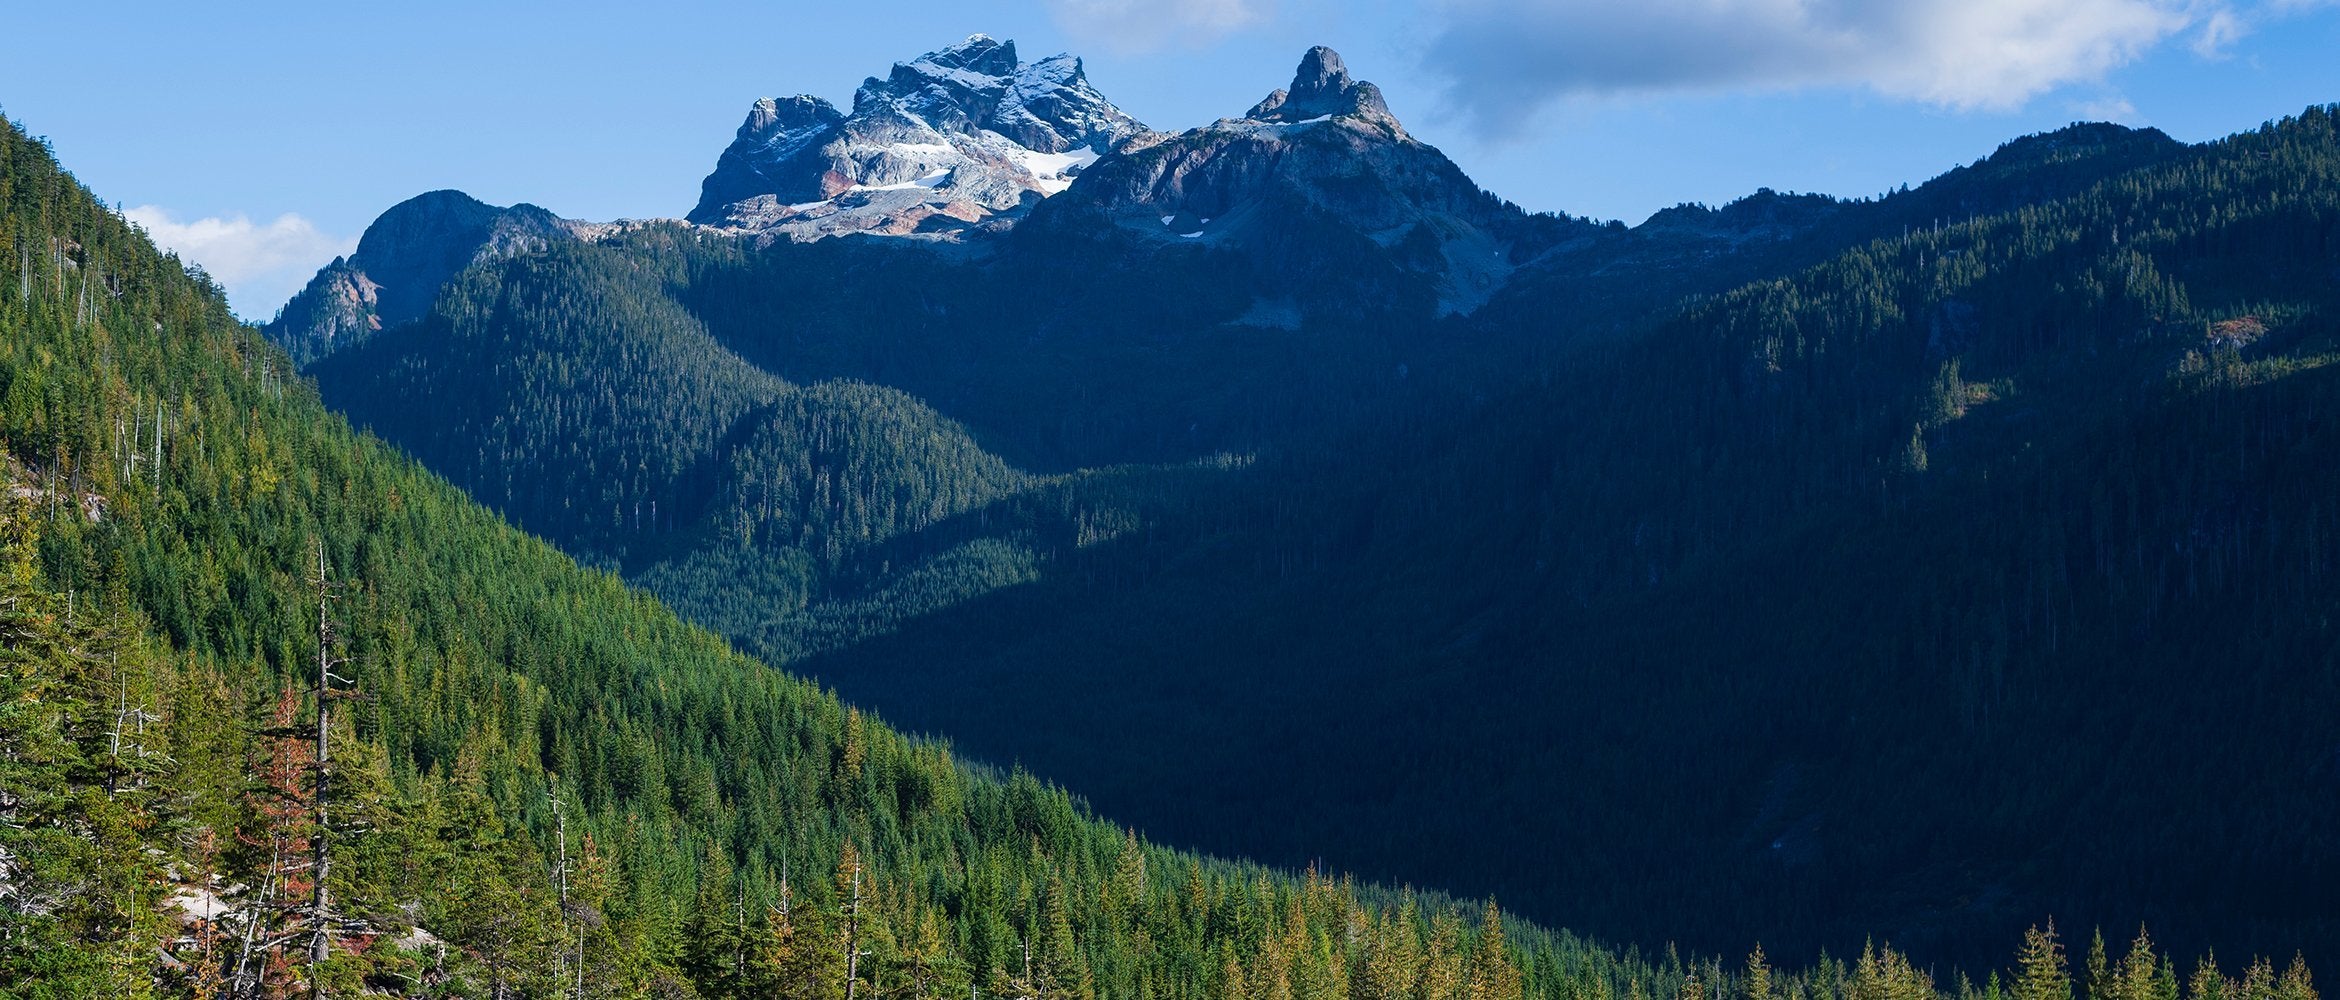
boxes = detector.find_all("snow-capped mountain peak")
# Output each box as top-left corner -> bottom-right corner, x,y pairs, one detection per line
689,36 -> 1146,239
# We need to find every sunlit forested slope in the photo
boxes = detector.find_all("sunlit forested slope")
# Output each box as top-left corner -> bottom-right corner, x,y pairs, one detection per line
0,111 -> 1586,999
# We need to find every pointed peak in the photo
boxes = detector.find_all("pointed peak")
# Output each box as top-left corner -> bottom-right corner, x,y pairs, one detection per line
1032,51 -> 1085,76
1294,46 -> 1351,91
1246,45 -> 1395,127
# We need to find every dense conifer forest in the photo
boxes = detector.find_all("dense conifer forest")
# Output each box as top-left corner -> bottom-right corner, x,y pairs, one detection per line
802,108 -> 2340,962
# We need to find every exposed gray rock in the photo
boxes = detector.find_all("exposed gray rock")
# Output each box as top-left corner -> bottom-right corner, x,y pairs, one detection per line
264,190 -> 610,365
695,96 -> 849,211
1244,46 -> 1396,129
688,35 -> 1147,239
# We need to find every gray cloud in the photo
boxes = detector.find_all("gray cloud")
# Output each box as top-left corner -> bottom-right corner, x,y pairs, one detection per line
1424,0 -> 2208,135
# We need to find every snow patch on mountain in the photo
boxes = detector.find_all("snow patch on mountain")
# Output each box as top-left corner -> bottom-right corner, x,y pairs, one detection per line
1012,147 -> 1102,195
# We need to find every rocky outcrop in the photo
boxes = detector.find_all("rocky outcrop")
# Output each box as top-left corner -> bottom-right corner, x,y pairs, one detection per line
264,191 -> 607,365
687,35 -> 1147,239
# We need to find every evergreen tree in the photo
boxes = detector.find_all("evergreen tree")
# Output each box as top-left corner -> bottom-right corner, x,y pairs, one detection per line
2018,924 -> 2074,1000
1470,901 -> 1525,1000
684,844 -> 748,999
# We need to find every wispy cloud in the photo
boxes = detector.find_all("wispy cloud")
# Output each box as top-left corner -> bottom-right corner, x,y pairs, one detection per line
2074,95 -> 2143,122
1044,0 -> 1273,53
2191,6 -> 2249,57
123,206 -> 354,321
1422,0 -> 2259,136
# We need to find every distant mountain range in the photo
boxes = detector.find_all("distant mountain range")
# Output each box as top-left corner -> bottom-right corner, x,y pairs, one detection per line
268,37 -> 1588,362
253,35 -> 2340,969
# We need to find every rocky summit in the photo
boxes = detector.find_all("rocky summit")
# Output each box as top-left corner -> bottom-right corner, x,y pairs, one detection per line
264,190 -> 609,365
1032,45 -> 1583,317
1245,46 -> 1399,129
687,35 -> 1147,239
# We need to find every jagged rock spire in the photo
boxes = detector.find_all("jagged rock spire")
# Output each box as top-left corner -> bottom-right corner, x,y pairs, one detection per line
1246,46 -> 1396,127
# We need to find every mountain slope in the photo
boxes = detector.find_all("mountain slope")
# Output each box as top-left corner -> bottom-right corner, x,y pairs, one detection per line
301,226 -> 1084,665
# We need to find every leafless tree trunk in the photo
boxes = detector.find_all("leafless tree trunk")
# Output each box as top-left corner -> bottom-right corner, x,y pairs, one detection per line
308,544 -> 355,997
844,860 -> 863,1000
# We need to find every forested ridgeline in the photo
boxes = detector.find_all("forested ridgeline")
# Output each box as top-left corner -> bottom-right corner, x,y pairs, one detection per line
1471,120 -> 2190,355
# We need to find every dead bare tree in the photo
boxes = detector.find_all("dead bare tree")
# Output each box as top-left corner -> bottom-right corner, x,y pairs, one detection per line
307,543 -> 358,997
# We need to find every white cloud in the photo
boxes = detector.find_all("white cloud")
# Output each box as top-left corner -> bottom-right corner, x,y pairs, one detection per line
124,205 -> 354,321
2189,0 -> 2340,56
1045,0 -> 1272,53
1424,0 -> 2213,135
2192,7 -> 2249,56
2074,95 -> 2143,122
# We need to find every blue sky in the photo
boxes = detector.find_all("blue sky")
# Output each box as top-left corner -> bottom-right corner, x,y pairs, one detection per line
3,0 -> 2335,318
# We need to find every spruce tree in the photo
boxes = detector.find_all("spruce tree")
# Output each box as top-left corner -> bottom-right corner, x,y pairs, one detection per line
2018,923 -> 2074,1000
1470,901 -> 1524,1000
683,843 -> 746,999
1748,945 -> 1775,1000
